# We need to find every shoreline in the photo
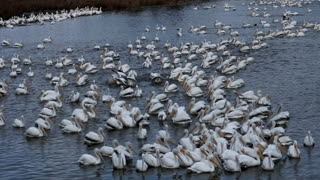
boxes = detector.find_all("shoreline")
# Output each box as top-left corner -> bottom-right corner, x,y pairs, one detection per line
0,0 -> 203,20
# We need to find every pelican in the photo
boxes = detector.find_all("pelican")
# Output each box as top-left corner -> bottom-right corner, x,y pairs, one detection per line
37,43 -> 45,49
13,42 -> 24,48
76,73 -> 88,86
35,117 -> 51,130
1,40 -> 11,46
27,67 -> 34,77
69,91 -> 80,102
99,145 -> 114,157
25,125 -> 47,138
78,148 -> 103,166
112,148 -> 127,169
158,111 -> 167,121
84,128 -> 105,145
223,155 -> 241,172
66,47 -> 73,53
136,159 -> 148,171
137,123 -> 147,139
304,130 -> 315,146
62,119 -> 82,133
164,81 -> 178,93
160,149 -> 180,168
0,109 -> 5,126
72,105 -> 89,122
13,115 -> 25,128
188,155 -> 220,173
23,57 -> 32,65
142,150 -> 161,167
105,117 -> 123,130
179,130 -> 196,151
119,85 -> 135,98
16,79 -> 28,95
171,106 -> 191,124
43,36 -> 52,43
117,109 -> 136,127
287,140 -> 300,158
261,153 -> 274,171
68,64 -> 77,74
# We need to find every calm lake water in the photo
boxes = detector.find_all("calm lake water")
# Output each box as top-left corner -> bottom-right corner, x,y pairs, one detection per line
0,0 -> 320,179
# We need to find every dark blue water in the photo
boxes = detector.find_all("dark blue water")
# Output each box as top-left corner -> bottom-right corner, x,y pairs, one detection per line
0,0 -> 320,179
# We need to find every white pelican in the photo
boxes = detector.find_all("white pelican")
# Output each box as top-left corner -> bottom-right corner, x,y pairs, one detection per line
27,67 -> 34,77
136,159 -> 148,171
99,145 -> 114,157
179,130 -> 196,151
25,125 -> 47,138
304,130 -> 314,146
164,81 -> 178,93
117,109 -> 136,127
66,47 -> 73,53
16,79 -> 28,95
37,43 -> 45,49
13,115 -> 25,128
158,111 -> 167,121
287,140 -> 300,158
188,155 -> 220,173
137,123 -> 147,139
68,64 -> 77,74
23,57 -> 32,65
105,117 -> 123,130
261,153 -> 274,171
76,73 -> 88,86
78,148 -> 103,166
119,86 -> 135,98
223,155 -> 241,172
263,144 -> 282,161
43,36 -> 52,43
69,91 -> 80,102
84,127 -> 105,145
142,150 -> 161,167
0,109 -> 5,126
112,148 -> 127,169
35,117 -> 51,130
13,42 -> 24,48
171,106 -> 191,124
158,124 -> 170,140
160,149 -> 180,168
1,40 -> 11,46
62,119 -> 82,133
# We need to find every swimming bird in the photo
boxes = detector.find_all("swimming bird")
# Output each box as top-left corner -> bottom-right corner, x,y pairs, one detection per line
136,159 -> 148,171
13,115 -> 25,128
304,130 -> 315,146
78,148 -> 103,166
287,140 -> 300,158
25,125 -> 47,138
43,36 -> 52,43
84,128 -> 105,145
137,123 -> 147,139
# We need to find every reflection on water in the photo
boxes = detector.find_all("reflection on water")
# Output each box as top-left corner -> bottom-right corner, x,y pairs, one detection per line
0,0 -> 320,179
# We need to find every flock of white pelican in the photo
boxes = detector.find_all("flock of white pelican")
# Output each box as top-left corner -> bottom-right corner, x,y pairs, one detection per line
0,0 -> 319,176
0,7 -> 102,29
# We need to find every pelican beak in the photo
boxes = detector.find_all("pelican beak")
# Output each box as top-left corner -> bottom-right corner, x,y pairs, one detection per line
128,145 -> 138,154
200,149 -> 208,157
41,126 -> 48,136
167,140 -> 177,146
211,156 -> 223,169
98,152 -> 104,161
208,144 -> 216,151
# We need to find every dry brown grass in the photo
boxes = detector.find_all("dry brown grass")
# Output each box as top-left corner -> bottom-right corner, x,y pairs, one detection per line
0,0 -> 195,19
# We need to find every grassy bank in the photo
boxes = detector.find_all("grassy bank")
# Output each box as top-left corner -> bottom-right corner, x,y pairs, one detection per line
0,0 -> 196,19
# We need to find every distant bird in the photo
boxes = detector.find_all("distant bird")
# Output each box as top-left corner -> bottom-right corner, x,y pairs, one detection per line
304,130 -> 315,146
